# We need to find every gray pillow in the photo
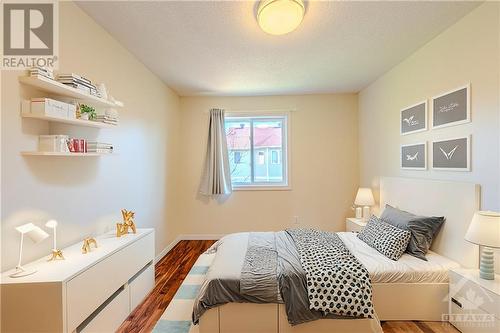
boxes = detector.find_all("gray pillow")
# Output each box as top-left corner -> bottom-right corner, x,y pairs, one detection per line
380,205 -> 445,261
357,215 -> 411,261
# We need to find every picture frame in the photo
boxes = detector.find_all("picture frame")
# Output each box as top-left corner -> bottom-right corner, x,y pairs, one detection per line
401,142 -> 427,170
431,84 -> 470,129
432,136 -> 471,172
400,100 -> 427,135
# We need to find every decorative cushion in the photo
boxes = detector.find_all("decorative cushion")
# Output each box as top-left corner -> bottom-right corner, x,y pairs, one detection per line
380,205 -> 445,261
357,216 -> 411,261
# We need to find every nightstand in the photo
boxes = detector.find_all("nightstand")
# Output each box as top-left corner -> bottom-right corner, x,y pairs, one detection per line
345,217 -> 366,232
448,268 -> 500,332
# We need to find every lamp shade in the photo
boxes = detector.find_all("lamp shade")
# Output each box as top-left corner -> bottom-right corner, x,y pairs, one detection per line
465,211 -> 500,248
355,188 -> 375,206
45,219 -> 58,228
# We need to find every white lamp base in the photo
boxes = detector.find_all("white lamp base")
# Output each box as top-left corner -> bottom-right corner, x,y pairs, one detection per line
9,266 -> 37,278
362,206 -> 371,220
479,246 -> 495,280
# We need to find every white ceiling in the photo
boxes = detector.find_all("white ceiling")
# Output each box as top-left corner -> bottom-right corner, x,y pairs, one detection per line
77,1 -> 480,96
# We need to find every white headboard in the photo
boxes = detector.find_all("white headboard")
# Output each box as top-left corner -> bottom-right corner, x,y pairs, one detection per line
379,177 -> 480,269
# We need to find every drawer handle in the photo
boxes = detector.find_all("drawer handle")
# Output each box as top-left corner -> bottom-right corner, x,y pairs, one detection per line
451,297 -> 462,308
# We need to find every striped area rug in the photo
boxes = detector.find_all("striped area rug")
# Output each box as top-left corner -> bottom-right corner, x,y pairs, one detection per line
152,253 -> 215,333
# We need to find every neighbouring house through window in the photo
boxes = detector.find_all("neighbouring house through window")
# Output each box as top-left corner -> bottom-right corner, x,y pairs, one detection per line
225,113 -> 289,189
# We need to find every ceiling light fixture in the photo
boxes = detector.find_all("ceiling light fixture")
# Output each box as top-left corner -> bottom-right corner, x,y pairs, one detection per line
257,0 -> 305,36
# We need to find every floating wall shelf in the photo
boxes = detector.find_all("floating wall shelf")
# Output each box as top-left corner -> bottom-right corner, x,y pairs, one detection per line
19,76 -> 123,108
21,152 -> 111,157
21,113 -> 117,129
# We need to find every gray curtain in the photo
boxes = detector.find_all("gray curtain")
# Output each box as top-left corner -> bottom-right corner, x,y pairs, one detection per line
199,108 -> 232,196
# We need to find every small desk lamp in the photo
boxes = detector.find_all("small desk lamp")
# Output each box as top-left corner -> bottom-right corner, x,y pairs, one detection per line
355,188 -> 375,220
465,211 -> 500,280
10,223 -> 49,278
46,220 -> 64,261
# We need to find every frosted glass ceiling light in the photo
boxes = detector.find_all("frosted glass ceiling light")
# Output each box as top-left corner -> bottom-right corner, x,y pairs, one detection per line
257,0 -> 305,35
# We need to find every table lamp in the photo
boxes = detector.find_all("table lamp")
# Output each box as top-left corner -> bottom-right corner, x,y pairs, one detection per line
10,223 -> 49,278
465,211 -> 500,280
355,188 -> 375,220
46,220 -> 64,261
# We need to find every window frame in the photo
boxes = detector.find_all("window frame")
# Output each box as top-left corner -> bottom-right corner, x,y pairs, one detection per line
225,111 -> 291,191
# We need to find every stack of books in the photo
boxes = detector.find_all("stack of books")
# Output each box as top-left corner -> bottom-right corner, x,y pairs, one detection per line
29,67 -> 54,80
95,109 -> 119,125
57,73 -> 102,98
87,142 -> 113,154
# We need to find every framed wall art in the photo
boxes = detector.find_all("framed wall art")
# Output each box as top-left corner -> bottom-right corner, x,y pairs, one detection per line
400,101 -> 427,135
432,84 -> 470,129
401,142 -> 427,170
432,136 -> 471,171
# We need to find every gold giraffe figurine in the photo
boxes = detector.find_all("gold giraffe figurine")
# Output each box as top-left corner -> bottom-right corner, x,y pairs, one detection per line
81,237 -> 98,254
48,249 -> 65,261
116,209 -> 137,237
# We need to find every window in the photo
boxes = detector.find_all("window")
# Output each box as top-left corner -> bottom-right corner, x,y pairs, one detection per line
257,151 -> 265,165
225,113 -> 289,189
271,150 -> 281,164
234,151 -> 242,164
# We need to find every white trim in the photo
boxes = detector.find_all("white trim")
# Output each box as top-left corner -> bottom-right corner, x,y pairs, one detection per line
232,185 -> 292,191
431,83 -> 471,130
400,142 -> 427,170
180,234 -> 225,240
154,235 -> 182,264
400,100 -> 428,136
154,234 -> 225,264
431,135 -> 471,172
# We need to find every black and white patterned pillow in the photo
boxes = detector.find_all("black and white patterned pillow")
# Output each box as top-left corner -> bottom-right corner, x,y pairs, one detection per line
357,216 -> 411,260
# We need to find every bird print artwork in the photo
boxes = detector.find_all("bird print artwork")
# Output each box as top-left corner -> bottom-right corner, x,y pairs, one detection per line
403,115 -> 414,125
406,152 -> 419,161
402,115 -> 419,127
440,145 -> 459,160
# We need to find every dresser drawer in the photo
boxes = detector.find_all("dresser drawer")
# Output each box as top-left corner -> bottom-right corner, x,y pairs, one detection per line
449,295 -> 499,333
129,263 -> 154,311
67,233 -> 154,332
79,284 -> 129,333
449,271 -> 500,319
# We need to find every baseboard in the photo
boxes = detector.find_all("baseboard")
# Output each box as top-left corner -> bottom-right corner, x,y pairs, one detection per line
180,234 -> 225,240
154,234 -> 224,264
154,235 -> 182,264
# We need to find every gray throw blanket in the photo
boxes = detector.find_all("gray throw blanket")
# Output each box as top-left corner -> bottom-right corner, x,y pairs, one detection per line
192,229 -> 374,325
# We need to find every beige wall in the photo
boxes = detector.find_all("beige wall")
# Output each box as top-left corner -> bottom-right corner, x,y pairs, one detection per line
177,94 -> 359,235
1,2 -> 180,270
359,2 -> 500,212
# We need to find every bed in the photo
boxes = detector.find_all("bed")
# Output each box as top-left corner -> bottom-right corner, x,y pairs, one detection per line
195,177 -> 481,333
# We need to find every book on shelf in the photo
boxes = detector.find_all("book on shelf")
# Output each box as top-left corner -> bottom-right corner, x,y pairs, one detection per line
87,148 -> 113,154
29,68 -> 54,80
57,73 -> 91,85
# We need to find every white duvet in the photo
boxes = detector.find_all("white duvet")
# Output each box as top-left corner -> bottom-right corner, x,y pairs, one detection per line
207,231 -> 459,285
338,231 -> 460,283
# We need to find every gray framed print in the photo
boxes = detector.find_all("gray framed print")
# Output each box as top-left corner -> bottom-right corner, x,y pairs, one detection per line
400,101 -> 427,135
432,84 -> 470,129
432,136 -> 471,171
401,142 -> 427,170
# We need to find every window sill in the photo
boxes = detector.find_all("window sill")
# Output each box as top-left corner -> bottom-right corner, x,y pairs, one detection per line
232,185 -> 292,191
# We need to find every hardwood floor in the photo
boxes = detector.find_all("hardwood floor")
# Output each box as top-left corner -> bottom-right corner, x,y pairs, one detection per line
117,240 -> 216,333
118,240 -> 459,333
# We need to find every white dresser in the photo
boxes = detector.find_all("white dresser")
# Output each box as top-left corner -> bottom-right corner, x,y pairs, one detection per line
1,228 -> 155,333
